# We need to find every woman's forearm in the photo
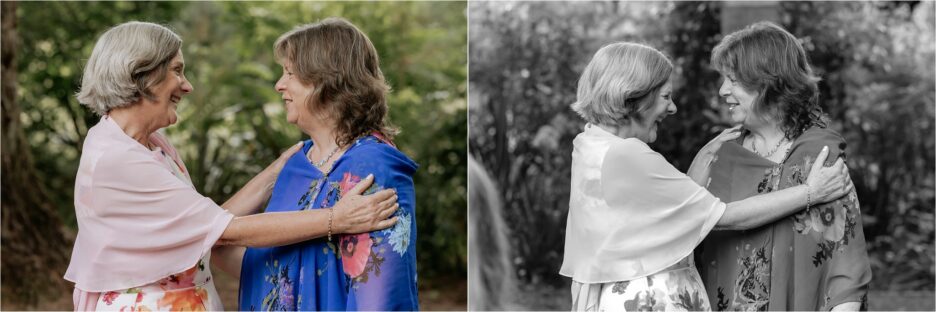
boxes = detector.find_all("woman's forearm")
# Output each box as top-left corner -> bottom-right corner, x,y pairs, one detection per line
687,153 -> 714,187
715,185 -> 808,230
220,168 -> 277,217
216,209 -> 340,247
217,175 -> 397,248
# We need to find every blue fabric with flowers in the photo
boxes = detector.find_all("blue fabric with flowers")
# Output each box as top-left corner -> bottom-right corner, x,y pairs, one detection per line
238,136 -> 419,311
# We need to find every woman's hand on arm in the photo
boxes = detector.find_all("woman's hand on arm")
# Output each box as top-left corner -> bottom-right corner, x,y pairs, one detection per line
216,174 -> 399,247
688,125 -> 742,186
221,142 -> 304,217
716,146 -> 854,230
803,147 -> 854,204
331,176 -> 401,234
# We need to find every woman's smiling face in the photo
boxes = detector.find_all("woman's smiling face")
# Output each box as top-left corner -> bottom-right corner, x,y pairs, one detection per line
633,80 -> 677,143
718,74 -> 759,127
144,50 -> 192,127
275,61 -> 315,125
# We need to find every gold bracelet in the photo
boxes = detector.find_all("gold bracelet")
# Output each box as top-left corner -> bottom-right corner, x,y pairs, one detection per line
327,207 -> 333,241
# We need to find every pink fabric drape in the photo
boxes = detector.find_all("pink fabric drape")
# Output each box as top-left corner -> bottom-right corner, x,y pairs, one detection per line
64,116 -> 234,294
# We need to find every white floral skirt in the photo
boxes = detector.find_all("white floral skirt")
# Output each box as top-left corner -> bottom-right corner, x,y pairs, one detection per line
571,255 -> 711,311
90,254 -> 223,311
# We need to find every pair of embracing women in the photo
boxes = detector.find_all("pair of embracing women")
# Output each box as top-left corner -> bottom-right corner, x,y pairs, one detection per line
65,18 -> 418,311
561,22 -> 871,311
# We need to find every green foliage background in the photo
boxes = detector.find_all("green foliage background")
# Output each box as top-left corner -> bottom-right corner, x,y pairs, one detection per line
469,1 -> 934,303
16,1 -> 466,280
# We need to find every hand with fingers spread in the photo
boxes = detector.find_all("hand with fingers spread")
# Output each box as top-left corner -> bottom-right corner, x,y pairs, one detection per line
268,141 -> 305,178
332,174 -> 400,234
701,125 -> 744,156
804,146 -> 854,204
688,125 -> 744,186
221,141 -> 308,218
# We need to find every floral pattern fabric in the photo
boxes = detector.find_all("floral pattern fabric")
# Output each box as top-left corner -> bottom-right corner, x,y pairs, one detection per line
239,136 -> 419,311
574,256 -> 712,312
696,127 -> 871,311
94,256 -> 222,311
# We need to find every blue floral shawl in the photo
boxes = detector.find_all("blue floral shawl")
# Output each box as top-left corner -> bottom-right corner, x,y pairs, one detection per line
238,136 -> 419,311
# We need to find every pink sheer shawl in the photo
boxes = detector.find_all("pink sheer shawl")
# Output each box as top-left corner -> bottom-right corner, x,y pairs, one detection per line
64,116 -> 233,293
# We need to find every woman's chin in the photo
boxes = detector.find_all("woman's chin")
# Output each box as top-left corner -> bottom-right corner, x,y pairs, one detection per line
166,112 -> 178,126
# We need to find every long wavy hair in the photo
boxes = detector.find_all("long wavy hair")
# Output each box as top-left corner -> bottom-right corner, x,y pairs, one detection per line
274,17 -> 397,146
711,21 -> 828,140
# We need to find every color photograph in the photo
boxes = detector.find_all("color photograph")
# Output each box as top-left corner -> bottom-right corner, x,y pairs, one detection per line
2,1 -> 466,310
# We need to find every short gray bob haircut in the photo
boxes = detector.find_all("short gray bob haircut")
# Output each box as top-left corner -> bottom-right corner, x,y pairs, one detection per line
571,42 -> 673,126
76,21 -> 182,115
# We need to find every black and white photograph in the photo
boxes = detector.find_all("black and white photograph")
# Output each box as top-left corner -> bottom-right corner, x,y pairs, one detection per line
469,1 -> 934,311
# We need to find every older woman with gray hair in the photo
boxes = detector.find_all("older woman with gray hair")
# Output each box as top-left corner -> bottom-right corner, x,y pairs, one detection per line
560,42 -> 854,311
65,21 -> 399,311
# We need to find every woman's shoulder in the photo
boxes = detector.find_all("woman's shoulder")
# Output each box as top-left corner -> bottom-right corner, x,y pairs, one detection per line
341,135 -> 418,174
604,138 -> 667,174
788,126 -> 848,164
607,137 -> 656,159
84,117 -> 160,161
798,127 -> 845,145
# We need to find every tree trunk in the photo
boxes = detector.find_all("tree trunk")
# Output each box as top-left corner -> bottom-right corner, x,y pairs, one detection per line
1,1 -> 73,307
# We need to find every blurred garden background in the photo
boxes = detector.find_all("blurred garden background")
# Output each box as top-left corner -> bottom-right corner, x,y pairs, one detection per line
1,1 -> 466,310
469,1 -> 934,310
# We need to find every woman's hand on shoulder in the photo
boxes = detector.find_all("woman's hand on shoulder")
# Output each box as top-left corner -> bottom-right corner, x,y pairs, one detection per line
268,141 -> 304,178
695,125 -> 743,163
701,125 -> 743,156
688,125 -> 742,185
332,174 -> 399,234
805,146 -> 854,204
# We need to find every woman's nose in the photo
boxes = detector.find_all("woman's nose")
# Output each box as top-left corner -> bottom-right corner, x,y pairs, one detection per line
275,77 -> 286,93
181,78 -> 193,94
718,79 -> 730,97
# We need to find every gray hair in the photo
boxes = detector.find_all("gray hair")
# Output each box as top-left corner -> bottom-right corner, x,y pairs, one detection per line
76,21 -> 182,115
572,42 -> 673,126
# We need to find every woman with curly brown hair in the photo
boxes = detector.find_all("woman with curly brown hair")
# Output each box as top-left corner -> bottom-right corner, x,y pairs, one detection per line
694,22 -> 871,311
237,18 -> 419,310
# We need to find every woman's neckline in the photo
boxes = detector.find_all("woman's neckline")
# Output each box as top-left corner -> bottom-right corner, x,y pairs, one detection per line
300,137 -> 369,176
737,131 -> 795,165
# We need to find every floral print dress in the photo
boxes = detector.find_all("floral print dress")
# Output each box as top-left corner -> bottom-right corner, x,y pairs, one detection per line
238,136 -> 419,311
94,256 -> 222,311
577,256 -> 711,312
92,146 -> 224,311
696,128 -> 871,311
